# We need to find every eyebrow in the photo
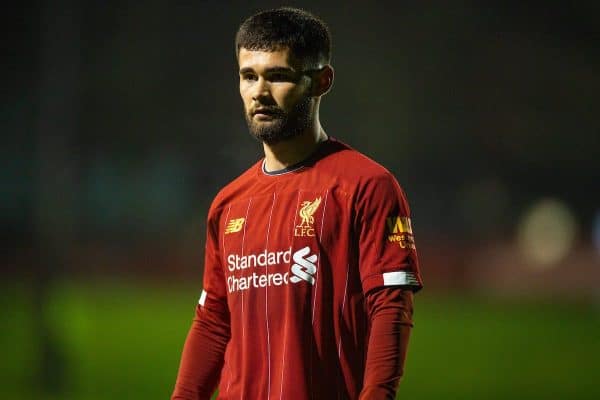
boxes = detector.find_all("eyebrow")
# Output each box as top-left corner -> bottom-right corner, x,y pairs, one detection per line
239,66 -> 298,75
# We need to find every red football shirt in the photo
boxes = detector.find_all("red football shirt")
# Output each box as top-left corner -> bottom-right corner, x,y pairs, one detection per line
199,137 -> 422,399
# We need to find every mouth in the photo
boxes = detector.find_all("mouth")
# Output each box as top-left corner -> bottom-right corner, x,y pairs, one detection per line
252,108 -> 280,118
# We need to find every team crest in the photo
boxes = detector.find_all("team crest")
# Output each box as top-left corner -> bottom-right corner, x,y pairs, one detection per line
294,197 -> 322,237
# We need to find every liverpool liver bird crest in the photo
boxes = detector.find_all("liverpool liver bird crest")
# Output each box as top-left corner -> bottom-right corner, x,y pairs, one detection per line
299,197 -> 322,227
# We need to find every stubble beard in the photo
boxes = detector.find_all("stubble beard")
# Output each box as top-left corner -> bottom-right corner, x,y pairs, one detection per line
245,96 -> 312,145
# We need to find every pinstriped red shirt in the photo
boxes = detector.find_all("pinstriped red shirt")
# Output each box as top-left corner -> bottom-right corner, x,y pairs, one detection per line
200,137 -> 422,399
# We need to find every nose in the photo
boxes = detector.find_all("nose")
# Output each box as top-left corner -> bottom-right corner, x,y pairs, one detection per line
251,77 -> 271,102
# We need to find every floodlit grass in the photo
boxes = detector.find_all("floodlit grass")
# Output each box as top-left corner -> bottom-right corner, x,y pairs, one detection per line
402,294 -> 599,400
1,280 -> 598,400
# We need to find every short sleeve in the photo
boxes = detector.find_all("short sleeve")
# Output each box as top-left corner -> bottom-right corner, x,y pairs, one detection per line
355,173 -> 423,295
200,204 -> 229,313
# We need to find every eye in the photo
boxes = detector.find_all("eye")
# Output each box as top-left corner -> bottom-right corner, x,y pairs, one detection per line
269,73 -> 290,82
269,71 -> 303,83
241,73 -> 258,82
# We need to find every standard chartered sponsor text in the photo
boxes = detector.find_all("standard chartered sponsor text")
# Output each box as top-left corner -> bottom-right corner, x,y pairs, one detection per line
226,247 -> 317,293
227,248 -> 292,293
227,248 -> 292,271
227,271 -> 291,293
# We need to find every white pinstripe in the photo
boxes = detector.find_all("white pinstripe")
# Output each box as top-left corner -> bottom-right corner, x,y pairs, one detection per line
265,192 -> 276,399
337,262 -> 350,358
310,190 -> 329,400
312,189 -> 329,325
291,190 -> 302,239
279,190 -> 303,400
222,205 -> 231,261
239,198 -> 252,400
336,263 -> 351,400
222,205 -> 232,396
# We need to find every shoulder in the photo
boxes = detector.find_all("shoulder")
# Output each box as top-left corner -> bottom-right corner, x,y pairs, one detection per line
319,138 -> 402,190
207,159 -> 262,220
321,138 -> 410,212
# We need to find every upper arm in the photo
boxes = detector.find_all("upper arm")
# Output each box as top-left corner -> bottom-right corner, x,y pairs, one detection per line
354,173 -> 423,295
201,205 -> 229,315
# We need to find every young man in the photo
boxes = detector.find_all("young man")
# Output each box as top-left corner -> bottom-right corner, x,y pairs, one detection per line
172,7 -> 422,400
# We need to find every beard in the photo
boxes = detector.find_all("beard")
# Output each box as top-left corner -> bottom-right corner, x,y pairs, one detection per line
245,95 -> 312,145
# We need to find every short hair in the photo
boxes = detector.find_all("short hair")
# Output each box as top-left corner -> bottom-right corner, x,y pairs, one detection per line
235,7 -> 331,68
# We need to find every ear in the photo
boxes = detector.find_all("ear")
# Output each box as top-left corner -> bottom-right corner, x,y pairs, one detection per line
311,65 -> 334,97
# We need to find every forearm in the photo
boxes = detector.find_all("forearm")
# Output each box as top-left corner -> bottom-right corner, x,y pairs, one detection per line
172,302 -> 231,400
360,288 -> 414,400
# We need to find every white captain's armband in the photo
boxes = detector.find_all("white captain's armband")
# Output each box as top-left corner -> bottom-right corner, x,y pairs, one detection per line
382,271 -> 420,287
198,290 -> 207,306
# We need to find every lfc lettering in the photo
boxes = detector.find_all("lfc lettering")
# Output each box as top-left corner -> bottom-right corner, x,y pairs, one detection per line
294,226 -> 315,236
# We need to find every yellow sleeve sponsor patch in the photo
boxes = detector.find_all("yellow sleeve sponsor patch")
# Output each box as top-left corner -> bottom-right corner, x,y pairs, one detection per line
386,216 -> 416,249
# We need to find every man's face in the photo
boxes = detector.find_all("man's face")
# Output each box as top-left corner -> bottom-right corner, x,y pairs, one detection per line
238,47 -> 314,145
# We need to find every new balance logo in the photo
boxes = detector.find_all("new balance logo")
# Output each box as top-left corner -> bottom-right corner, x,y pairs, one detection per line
290,246 -> 318,285
225,218 -> 245,234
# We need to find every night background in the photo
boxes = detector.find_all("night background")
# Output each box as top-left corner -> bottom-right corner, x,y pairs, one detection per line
3,1 -> 599,399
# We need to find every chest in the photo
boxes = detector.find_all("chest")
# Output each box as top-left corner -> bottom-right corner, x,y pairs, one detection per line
218,187 -> 351,291
221,188 -> 352,253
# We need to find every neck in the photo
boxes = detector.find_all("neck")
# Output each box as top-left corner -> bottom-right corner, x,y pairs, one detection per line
262,119 -> 328,172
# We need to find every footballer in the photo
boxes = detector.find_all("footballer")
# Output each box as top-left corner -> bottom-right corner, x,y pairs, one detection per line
172,7 -> 423,400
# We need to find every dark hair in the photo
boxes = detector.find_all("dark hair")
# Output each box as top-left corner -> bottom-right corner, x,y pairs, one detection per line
235,7 -> 331,68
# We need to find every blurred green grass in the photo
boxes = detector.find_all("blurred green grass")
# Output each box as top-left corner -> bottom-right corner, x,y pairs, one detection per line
1,280 -> 598,400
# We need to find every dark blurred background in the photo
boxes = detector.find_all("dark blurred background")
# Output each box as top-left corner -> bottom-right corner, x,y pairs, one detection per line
2,1 -> 599,399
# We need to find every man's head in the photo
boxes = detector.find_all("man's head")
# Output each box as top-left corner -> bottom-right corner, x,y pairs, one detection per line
236,7 -> 331,69
236,7 -> 334,145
